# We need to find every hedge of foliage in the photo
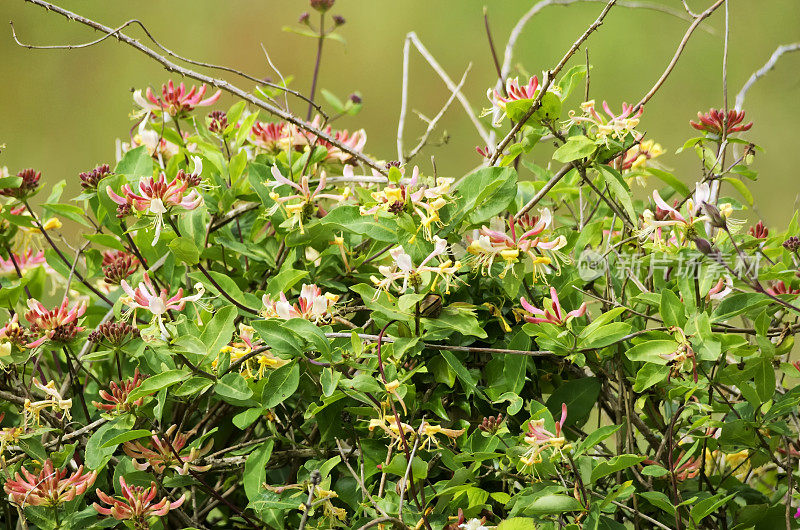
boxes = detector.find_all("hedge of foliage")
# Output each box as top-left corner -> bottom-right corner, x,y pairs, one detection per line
2,1 -> 800,529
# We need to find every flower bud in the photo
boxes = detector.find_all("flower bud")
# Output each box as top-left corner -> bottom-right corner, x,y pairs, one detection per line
783,236 -> 800,252
702,202 -> 726,229
79,164 -> 112,191
749,220 -> 768,239
310,0 -> 334,12
1,169 -> 41,199
693,237 -> 714,255
349,93 -> 361,104
332,15 -> 346,26
298,12 -> 311,24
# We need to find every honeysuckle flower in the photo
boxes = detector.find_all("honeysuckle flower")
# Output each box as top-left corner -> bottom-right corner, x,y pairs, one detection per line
690,108 -> 752,136
296,485 -> 346,521
0,168 -> 41,199
520,287 -> 587,326
296,115 -> 367,164
0,413 -> 22,454
261,284 -> 339,324
466,210 -> 566,280
459,519 -> 489,530
24,378 -> 73,425
419,420 -> 465,449
707,276 -> 733,300
360,165 -> 453,241
371,236 -> 461,296
569,100 -> 643,144
766,281 -> 800,296
207,110 -> 228,134
24,298 -> 86,348
617,139 -> 665,186
367,413 -> 415,448
135,81 -> 221,118
267,166 -> 350,233
92,368 -> 148,414
216,324 -> 289,379
749,220 -> 769,239
4,459 -> 96,508
251,121 -> 290,152
0,314 -> 27,351
4,204 -> 63,254
484,75 -> 560,126
102,250 -> 139,285
520,403 -> 568,466
123,425 -> 213,475
79,163 -> 112,191
121,273 -> 204,338
106,160 -> 203,245
0,249 -> 50,277
116,124 -> 193,165
94,476 -> 185,527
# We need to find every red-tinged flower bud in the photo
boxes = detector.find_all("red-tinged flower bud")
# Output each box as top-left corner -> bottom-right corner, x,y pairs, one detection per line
749,220 -> 768,239
784,236 -> 800,252
102,250 -> 139,285
1,169 -> 41,199
693,237 -> 714,255
349,93 -> 361,104
79,164 -> 112,191
116,203 -> 132,219
310,0 -> 334,12
88,321 -> 140,347
208,110 -> 228,134
299,11 -> 311,24
175,169 -> 201,188
333,14 -> 346,26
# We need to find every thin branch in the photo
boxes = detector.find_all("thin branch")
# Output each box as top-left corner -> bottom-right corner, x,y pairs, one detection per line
633,0 -> 726,112
405,64 -> 471,163
735,42 -> 800,110
513,163 -> 574,220
397,35 -> 411,161
17,0 -> 384,174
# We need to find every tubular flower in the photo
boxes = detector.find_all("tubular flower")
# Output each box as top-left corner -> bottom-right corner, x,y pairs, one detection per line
92,368 -> 148,414
261,284 -> 339,324
360,165 -> 454,241
467,209 -> 566,280
520,404 -> 568,466
120,273 -> 205,338
617,139 -> 665,186
24,298 -> 86,348
0,249 -> 50,277
4,459 -> 96,508
136,81 -> 221,118
368,413 -> 415,449
371,236 -> 461,296
216,324 -> 289,379
123,425 -> 212,475
106,158 -> 203,245
0,314 -> 27,352
0,413 -> 23,454
749,220 -> 769,239
485,75 -> 558,126
251,121 -> 290,152
3,205 -> 62,253
639,183 -> 735,248
766,281 -> 800,296
569,100 -> 643,144
102,250 -> 139,285
296,115 -> 367,164
0,168 -> 41,199
520,287 -> 587,326
268,165 -> 350,233
419,420 -> 465,449
707,276 -> 733,301
690,108 -> 752,136
24,379 -> 73,425
94,476 -> 185,527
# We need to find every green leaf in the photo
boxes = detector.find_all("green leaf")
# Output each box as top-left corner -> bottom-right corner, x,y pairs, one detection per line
101,430 -> 152,448
127,369 -> 189,402
504,91 -> 562,124
638,491 -> 676,516
43,203 -> 90,227
261,362 -> 300,409
527,494 -> 583,514
454,166 -> 518,226
244,440 -> 275,502
633,363 -> 670,392
251,319 -> 304,356
625,340 -> 679,364
200,305 -> 237,358
83,233 -> 127,252
441,350 -> 487,400
660,289 -> 686,328
597,165 -> 636,221
168,236 -> 200,265
591,454 -> 645,483
321,367 -> 341,397
215,373 -> 254,402
497,518 -> 537,530
721,176 -> 753,206
556,64 -> 588,100
580,322 -> 631,349
546,377 -> 601,427
115,145 -> 154,177
690,493 -> 736,522
576,424 -> 622,456
647,168 -> 690,196
553,135 -> 596,163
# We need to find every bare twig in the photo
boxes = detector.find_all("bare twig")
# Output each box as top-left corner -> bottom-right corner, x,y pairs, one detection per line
735,42 -> 800,110
513,163 -> 574,220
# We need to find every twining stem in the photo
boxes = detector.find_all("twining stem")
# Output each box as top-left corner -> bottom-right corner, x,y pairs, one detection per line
306,12 -> 326,121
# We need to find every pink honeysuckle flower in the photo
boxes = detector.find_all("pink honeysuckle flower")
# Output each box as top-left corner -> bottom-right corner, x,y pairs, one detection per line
0,249 -> 51,277
24,298 -> 86,348
766,281 -> 800,297
94,476 -> 185,524
520,287 -> 587,326
707,276 -> 733,301
251,121 -> 290,152
267,165 -> 350,233
690,108 -> 752,136
489,75 -> 540,111
106,158 -> 203,245
135,80 -> 222,118
123,425 -> 212,475
568,100 -> 643,143
92,368 -> 148,414
520,404 -> 568,466
467,209 -> 566,281
295,115 -> 367,164
371,236 -> 461,296
748,220 -> 769,239
120,273 -> 204,338
4,459 -> 96,508
262,283 -> 339,324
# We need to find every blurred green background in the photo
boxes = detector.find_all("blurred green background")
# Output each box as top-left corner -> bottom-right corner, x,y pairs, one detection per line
1,1 -> 799,225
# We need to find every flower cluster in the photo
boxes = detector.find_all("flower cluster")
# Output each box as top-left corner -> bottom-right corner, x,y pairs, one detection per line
24,298 -> 86,348
123,425 -> 213,475
102,249 -> 139,285
120,273 -> 204,339
520,287 -> 587,326
135,80 -> 222,118
690,108 -> 753,136
372,236 -> 461,296
4,460 -> 96,508
0,168 -> 41,199
94,476 -> 185,528
79,163 -> 112,191
216,324 -> 289,379
569,100 -> 643,144
93,368 -> 148,413
261,283 -> 339,324
267,165 -> 350,233
520,404 -> 568,466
